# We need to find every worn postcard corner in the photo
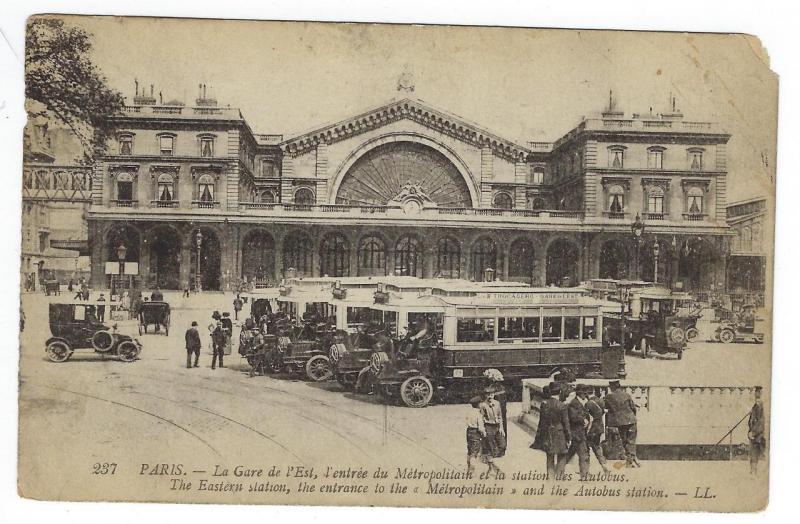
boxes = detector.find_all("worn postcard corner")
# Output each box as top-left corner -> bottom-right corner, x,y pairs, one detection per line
19,16 -> 776,512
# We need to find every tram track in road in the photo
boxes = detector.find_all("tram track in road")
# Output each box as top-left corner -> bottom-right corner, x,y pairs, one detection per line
121,366 -> 456,467
114,369 -> 380,462
25,381 -> 222,457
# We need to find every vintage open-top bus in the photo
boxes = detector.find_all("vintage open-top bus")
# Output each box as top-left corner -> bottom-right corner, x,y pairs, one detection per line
325,280 -> 626,407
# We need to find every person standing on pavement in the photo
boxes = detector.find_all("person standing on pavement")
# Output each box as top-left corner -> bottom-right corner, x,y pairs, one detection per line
748,387 -> 766,475
210,320 -> 225,369
97,293 -> 106,323
531,382 -> 571,478
185,321 -> 201,368
466,396 -> 487,476
221,312 -> 233,355
478,388 -> 505,476
565,384 -> 592,480
586,387 -> 611,474
233,295 -> 243,320
483,369 -> 508,436
604,380 -> 640,467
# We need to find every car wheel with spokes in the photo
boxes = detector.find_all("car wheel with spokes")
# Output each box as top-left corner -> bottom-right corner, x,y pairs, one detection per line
46,340 -> 72,363
305,355 -> 333,382
117,341 -> 140,362
400,375 -> 433,408
719,329 -> 736,344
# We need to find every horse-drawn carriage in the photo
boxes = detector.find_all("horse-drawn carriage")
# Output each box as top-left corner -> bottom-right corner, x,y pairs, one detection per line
138,301 -> 170,335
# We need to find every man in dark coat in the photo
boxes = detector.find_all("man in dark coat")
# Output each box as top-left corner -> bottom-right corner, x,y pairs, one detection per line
532,382 -> 571,478
565,384 -> 591,479
748,387 -> 766,475
604,380 -> 639,467
586,387 -> 611,474
185,321 -> 201,368
150,288 -> 164,301
210,320 -> 225,369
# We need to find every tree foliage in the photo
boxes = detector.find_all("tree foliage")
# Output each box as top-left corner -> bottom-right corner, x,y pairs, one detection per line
25,17 -> 124,158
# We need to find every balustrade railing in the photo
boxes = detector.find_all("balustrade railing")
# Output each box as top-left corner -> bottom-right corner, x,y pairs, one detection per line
111,199 -> 137,208
150,199 -> 180,208
191,200 -> 220,209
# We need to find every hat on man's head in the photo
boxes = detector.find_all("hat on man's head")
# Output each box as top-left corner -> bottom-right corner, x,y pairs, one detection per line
222,312 -> 230,317
191,321 -> 198,326
609,380 -> 621,388
212,310 -> 221,320
547,381 -> 561,396
469,396 -> 482,408
576,383 -> 592,393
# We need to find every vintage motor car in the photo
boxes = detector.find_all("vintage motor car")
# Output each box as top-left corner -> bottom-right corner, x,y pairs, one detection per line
622,287 -> 693,359
45,302 -> 142,363
137,300 -> 170,335
714,304 -> 765,344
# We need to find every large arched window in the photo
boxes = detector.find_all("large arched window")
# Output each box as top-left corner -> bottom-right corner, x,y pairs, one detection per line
470,237 -> 498,281
294,187 -> 315,205
357,235 -> 386,276
320,233 -> 350,277
282,231 -> 313,276
436,237 -> 461,278
492,192 -> 513,210
395,235 -> 422,277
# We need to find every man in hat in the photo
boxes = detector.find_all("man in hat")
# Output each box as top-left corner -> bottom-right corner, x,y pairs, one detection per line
221,312 -> 234,355
586,387 -> 611,474
185,321 -> 201,369
604,380 -> 639,467
565,384 -> 592,480
478,387 -> 506,473
96,293 -> 106,323
533,382 -> 571,478
747,387 -> 766,475
210,320 -> 225,369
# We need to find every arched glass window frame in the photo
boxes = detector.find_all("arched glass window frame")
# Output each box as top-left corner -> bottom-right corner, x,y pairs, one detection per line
283,232 -> 313,275
470,236 -> 498,281
492,191 -> 514,210
320,233 -> 350,277
357,235 -> 387,274
686,186 -> 705,214
607,184 -> 626,212
197,174 -> 216,202
645,185 -> 666,214
294,187 -> 315,205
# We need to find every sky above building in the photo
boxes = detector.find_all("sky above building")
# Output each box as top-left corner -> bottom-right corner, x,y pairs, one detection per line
64,15 -> 777,202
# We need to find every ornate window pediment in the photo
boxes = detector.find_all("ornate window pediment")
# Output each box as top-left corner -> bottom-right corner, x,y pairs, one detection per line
109,165 -> 140,180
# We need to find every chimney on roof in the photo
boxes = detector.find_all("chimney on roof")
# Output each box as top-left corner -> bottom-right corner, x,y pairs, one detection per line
133,79 -> 156,105
601,89 -> 624,119
661,91 -> 684,120
195,81 -> 218,107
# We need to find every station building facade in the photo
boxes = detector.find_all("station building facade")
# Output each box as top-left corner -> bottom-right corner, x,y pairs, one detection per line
87,92 -> 732,294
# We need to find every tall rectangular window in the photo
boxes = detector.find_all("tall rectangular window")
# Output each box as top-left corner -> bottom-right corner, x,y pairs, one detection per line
647,149 -> 664,169
647,194 -> 664,214
608,147 -> 624,168
530,169 -> 544,185
117,181 -> 133,201
200,137 -> 214,158
159,135 -> 174,156
689,150 -> 703,171
119,136 -> 133,155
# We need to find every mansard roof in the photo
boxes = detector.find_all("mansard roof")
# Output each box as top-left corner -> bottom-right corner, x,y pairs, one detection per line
280,98 -> 530,162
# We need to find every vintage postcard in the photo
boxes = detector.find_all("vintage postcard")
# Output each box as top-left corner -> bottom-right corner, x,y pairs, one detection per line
18,15 -> 776,511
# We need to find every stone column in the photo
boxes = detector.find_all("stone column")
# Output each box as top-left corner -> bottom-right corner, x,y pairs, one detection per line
535,236 -> 549,286
273,226 -> 284,282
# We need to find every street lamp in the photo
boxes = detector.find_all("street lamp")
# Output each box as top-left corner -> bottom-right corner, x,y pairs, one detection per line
631,214 -> 645,280
116,243 -> 127,296
652,240 -> 660,284
195,230 -> 203,293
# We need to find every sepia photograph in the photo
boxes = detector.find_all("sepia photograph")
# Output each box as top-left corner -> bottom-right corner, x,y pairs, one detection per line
12,10 -> 777,513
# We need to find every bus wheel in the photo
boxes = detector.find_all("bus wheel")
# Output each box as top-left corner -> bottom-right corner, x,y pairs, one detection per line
305,355 -> 333,382
400,376 -> 433,408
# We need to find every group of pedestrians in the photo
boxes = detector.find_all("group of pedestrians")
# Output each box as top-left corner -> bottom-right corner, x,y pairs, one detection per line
184,310 -> 233,369
529,379 -> 639,479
